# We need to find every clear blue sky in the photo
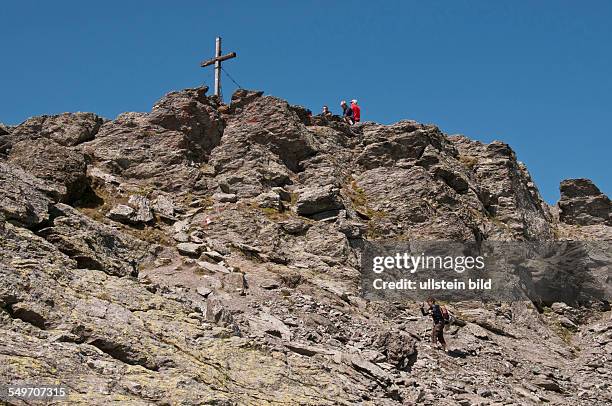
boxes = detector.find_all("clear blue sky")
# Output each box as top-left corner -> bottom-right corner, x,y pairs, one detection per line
1,1 -> 610,204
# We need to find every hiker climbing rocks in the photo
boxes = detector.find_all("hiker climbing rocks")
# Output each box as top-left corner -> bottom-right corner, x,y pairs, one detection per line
321,105 -> 332,117
350,99 -> 361,123
340,100 -> 354,125
420,296 -> 447,352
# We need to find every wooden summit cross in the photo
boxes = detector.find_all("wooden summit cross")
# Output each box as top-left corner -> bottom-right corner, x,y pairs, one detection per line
200,36 -> 237,98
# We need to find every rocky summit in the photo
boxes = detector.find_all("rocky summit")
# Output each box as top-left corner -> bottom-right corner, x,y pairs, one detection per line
0,86 -> 611,405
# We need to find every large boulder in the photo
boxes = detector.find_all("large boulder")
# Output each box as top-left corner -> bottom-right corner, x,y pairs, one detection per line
0,112 -> 104,153
107,195 -> 154,225
296,185 -> 344,216
0,162 -> 60,227
373,330 -> 417,370
558,179 -> 611,226
7,138 -> 89,202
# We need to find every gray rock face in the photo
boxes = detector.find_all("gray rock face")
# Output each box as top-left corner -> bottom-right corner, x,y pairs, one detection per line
148,86 -> 223,158
210,94 -> 317,197
106,204 -> 135,223
1,222 -> 330,404
0,162 -> 58,227
7,138 -> 89,202
558,178 -> 611,225
0,112 -> 104,153
38,204 -> 151,276
2,87 -> 611,405
356,121 -> 448,169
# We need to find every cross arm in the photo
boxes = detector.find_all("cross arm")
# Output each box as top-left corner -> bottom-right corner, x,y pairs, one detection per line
200,52 -> 237,67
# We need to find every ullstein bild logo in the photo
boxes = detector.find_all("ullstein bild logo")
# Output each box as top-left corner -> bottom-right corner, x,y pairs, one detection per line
360,241 -> 612,303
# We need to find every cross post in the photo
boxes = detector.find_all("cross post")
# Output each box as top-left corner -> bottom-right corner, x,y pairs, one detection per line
200,36 -> 237,99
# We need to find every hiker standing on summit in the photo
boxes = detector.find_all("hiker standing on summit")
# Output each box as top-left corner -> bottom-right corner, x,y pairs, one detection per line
421,296 -> 448,352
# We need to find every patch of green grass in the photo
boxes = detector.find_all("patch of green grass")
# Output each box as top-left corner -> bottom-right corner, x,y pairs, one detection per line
553,321 -> 574,344
290,192 -> 299,206
260,207 -> 279,215
134,185 -> 154,197
347,178 -> 367,209
97,292 -> 112,302
124,225 -> 173,246
458,155 -> 478,170
344,176 -> 390,240
488,215 -> 511,233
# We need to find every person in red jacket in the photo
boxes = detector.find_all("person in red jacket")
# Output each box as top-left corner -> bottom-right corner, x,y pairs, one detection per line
351,99 -> 361,123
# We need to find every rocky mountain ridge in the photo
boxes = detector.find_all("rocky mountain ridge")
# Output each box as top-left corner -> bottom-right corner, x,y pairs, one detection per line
0,86 -> 610,405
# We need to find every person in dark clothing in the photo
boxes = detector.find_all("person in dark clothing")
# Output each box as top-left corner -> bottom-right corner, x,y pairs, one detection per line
340,100 -> 354,125
420,296 -> 447,351
321,105 -> 332,117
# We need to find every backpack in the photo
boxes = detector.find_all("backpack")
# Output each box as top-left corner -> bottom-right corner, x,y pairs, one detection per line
440,306 -> 451,324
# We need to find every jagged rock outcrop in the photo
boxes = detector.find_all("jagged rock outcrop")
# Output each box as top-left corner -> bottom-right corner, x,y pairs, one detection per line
1,87 -> 610,405
148,86 -> 223,155
0,122 -> 9,136
0,112 -> 104,154
0,162 -> 59,226
559,178 -> 611,226
7,138 -> 89,202
82,86 -> 223,192
210,93 -> 317,197
450,136 -> 554,240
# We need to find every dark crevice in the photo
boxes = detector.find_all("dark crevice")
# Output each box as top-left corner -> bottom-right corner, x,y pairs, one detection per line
88,338 -> 159,371
72,255 -> 104,271
72,183 -> 104,209
28,213 -> 58,233
88,118 -> 105,140
2,303 -> 47,330
305,209 -> 341,221
13,308 -> 47,329
1,302 -> 15,316
266,330 -> 282,338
